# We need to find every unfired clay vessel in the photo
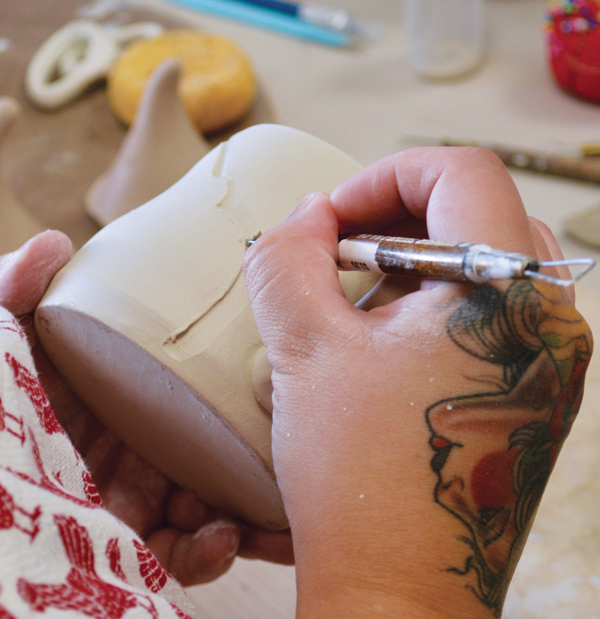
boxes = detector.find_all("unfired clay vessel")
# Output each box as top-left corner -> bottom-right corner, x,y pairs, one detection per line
0,97 -> 46,254
85,59 -> 211,226
36,124 -> 378,529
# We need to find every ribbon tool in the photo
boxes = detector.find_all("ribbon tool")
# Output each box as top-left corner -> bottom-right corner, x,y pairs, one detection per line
337,235 -> 595,287
401,135 -> 600,185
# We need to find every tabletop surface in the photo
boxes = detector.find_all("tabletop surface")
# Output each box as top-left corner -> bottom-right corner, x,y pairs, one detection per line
2,1 -> 600,617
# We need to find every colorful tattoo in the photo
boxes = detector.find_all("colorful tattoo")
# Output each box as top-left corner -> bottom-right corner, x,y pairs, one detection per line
426,280 -> 592,615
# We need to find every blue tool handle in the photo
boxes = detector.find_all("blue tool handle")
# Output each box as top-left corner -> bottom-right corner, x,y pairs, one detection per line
164,0 -> 349,46
238,0 -> 299,16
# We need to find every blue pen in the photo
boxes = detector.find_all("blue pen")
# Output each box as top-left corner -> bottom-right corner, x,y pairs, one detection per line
240,0 -> 297,15
234,0 -> 383,38
163,0 -> 350,46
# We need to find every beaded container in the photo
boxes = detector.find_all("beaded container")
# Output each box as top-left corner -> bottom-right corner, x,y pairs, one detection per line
545,0 -> 600,101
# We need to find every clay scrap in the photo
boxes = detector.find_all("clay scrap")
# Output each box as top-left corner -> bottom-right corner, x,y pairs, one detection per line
85,59 -> 211,226
565,203 -> 600,249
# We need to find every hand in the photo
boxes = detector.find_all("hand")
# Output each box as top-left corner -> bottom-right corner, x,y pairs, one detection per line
0,231 -> 293,587
243,147 -> 592,618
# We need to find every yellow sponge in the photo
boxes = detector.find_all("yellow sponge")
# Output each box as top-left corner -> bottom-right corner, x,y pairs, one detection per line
107,30 -> 256,134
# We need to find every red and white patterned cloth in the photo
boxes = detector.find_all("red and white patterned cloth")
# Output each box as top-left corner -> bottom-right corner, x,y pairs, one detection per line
0,306 -> 199,618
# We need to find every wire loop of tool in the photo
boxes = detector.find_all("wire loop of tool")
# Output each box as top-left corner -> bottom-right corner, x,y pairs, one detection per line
524,258 -> 596,287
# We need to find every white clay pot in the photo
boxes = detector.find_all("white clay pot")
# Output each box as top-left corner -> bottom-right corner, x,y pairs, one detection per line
36,124 -> 377,530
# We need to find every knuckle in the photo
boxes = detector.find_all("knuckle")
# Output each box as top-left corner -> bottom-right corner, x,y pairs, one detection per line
457,145 -> 507,174
243,232 -> 283,301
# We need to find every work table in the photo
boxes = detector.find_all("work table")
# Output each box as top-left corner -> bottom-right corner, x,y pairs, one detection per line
1,1 -> 599,616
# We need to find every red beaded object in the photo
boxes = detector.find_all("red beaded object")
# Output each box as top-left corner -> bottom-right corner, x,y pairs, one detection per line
545,0 -> 600,101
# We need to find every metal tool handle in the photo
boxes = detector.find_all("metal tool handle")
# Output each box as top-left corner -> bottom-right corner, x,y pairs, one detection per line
337,234 -> 595,286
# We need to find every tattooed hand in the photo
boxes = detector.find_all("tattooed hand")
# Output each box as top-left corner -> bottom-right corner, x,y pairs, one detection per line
243,147 -> 593,618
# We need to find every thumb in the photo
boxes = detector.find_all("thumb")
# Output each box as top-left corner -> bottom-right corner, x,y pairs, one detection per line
243,191 -> 357,368
0,230 -> 72,316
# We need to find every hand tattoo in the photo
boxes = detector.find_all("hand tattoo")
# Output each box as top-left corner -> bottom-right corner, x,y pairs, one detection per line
426,280 -> 592,615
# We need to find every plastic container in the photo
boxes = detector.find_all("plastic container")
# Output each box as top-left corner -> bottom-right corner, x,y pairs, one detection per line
405,0 -> 485,78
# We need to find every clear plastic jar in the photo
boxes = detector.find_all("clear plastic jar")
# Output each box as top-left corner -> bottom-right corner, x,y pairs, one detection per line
405,0 -> 485,78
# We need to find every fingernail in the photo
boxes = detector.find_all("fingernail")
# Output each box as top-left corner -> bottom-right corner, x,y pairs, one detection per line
286,191 -> 320,221
195,520 -> 240,559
